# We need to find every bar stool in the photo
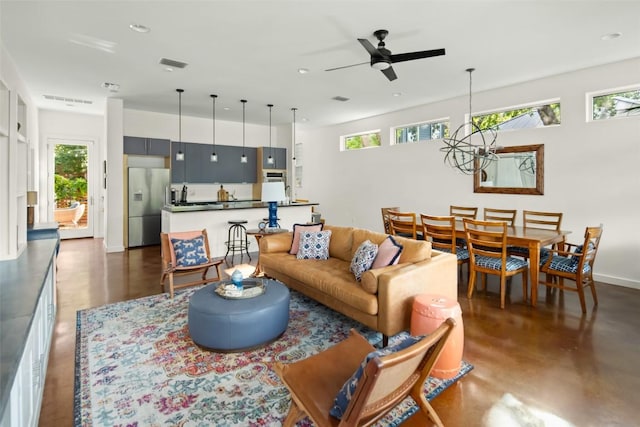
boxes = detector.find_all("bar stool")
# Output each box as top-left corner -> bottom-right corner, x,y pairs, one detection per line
259,217 -> 281,229
225,220 -> 251,265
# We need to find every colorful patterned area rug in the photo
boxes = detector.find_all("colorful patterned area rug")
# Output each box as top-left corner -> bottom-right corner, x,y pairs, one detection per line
74,287 -> 473,426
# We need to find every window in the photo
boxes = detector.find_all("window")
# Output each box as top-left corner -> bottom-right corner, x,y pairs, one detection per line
342,130 -> 381,151
473,102 -> 561,131
591,87 -> 640,120
393,120 -> 449,144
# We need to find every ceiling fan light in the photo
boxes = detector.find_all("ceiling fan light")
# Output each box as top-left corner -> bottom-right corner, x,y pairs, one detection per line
371,61 -> 391,71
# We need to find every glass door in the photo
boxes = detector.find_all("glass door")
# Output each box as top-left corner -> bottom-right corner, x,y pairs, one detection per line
49,138 -> 95,239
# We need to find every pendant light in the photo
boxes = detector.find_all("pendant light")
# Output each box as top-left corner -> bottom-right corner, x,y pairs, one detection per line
267,103 -> 274,164
291,107 -> 297,163
240,99 -> 248,163
175,88 -> 184,161
210,94 -> 218,162
440,68 -> 497,174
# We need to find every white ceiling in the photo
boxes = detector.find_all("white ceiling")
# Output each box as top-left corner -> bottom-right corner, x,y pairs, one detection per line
1,1 -> 639,128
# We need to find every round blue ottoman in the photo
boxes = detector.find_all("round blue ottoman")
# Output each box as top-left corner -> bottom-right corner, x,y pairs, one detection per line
188,278 -> 290,351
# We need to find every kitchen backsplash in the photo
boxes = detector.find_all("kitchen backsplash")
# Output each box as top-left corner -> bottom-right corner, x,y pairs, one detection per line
169,183 -> 254,202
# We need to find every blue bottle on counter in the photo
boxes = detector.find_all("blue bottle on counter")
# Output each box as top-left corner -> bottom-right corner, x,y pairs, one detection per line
231,269 -> 243,291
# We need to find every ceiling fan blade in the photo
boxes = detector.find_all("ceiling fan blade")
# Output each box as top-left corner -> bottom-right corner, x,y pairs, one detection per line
390,48 -> 446,64
358,38 -> 382,57
325,61 -> 369,72
381,66 -> 397,81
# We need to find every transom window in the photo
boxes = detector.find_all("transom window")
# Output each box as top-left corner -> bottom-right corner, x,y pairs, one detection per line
473,101 -> 561,131
393,120 -> 449,144
591,87 -> 640,120
342,130 -> 381,151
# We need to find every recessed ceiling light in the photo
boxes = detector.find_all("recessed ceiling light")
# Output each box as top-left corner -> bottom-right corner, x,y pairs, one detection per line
601,32 -> 622,41
301,117 -> 309,122
101,82 -> 120,92
392,92 -> 402,97
129,23 -> 150,33
298,68 -> 310,74
223,107 -> 231,111
164,67 -> 174,72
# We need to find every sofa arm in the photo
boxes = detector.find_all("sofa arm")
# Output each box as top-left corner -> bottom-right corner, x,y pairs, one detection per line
376,251 -> 458,336
259,232 -> 293,253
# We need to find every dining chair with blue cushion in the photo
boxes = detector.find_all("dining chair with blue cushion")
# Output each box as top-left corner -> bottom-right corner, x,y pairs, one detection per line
464,218 -> 529,309
539,224 -> 602,313
388,209 -> 421,240
509,210 -> 564,260
420,214 -> 470,284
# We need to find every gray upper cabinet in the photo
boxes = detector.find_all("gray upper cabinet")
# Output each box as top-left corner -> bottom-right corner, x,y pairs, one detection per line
260,147 -> 287,169
124,136 -> 171,156
171,141 -> 257,184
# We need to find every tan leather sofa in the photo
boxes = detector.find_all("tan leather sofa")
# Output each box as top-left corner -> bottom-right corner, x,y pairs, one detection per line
259,224 -> 458,343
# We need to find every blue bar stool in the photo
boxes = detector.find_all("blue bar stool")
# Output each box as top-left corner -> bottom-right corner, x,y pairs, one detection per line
225,220 -> 251,265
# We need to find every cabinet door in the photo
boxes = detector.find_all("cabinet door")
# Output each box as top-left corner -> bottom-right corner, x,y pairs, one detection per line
147,138 -> 171,156
185,143 -> 208,183
274,147 -> 287,170
243,147 -> 257,183
171,141 -> 186,183
123,136 -> 148,155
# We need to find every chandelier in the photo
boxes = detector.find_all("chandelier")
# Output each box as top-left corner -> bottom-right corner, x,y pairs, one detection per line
440,68 -> 498,174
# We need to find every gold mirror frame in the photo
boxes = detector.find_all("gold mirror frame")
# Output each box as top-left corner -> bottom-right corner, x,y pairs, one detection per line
474,144 -> 544,195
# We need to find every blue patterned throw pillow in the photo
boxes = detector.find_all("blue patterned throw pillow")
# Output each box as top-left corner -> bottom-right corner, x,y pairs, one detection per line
350,240 -> 378,281
330,332 -> 423,419
297,230 -> 332,260
171,236 -> 209,267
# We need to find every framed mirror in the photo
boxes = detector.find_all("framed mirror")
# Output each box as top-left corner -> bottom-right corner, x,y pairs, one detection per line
474,144 -> 544,195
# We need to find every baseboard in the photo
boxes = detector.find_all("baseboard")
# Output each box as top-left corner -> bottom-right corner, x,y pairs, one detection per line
594,273 -> 639,290
104,243 -> 125,253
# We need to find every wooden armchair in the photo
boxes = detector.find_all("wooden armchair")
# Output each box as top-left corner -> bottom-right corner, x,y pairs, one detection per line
275,319 -> 456,427
539,225 -> 603,313
160,229 -> 223,298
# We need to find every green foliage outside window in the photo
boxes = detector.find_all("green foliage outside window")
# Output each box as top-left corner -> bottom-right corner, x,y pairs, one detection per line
592,89 -> 640,120
473,103 -> 561,130
344,132 -> 381,150
55,144 -> 88,207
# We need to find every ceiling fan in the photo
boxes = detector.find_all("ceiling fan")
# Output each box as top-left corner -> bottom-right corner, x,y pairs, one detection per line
325,29 -> 445,81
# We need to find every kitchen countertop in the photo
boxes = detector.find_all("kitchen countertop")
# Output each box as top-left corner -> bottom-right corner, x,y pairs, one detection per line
163,200 -> 317,213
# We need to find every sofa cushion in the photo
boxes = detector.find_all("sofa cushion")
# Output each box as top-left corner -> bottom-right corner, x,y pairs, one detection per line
350,240 -> 378,281
371,235 -> 403,269
289,223 -> 323,255
297,230 -> 332,260
395,236 -> 432,264
324,225 -> 355,262
330,331 -> 422,419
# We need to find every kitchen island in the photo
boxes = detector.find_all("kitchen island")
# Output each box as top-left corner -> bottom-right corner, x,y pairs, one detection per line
161,201 -> 317,258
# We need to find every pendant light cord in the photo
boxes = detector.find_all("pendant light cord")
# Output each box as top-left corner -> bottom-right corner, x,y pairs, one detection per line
241,99 -> 247,157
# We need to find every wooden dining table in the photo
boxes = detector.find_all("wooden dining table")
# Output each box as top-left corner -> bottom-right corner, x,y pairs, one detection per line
452,220 -> 571,306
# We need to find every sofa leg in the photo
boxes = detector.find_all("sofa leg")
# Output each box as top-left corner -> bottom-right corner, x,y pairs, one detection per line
382,335 -> 389,347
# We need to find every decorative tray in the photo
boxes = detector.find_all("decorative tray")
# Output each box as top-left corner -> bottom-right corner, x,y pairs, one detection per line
215,279 -> 266,300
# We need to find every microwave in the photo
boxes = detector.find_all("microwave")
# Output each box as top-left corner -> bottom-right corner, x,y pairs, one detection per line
262,170 -> 286,183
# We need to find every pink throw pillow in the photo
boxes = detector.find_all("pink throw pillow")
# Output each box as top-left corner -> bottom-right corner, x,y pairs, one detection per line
371,235 -> 403,269
289,223 -> 323,255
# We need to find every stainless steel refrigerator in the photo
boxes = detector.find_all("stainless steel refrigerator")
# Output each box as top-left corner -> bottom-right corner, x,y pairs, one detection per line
128,167 -> 170,247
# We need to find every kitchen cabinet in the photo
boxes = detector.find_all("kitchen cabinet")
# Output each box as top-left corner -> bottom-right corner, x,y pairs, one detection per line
171,142 -> 256,184
259,146 -> 287,170
124,136 -> 170,156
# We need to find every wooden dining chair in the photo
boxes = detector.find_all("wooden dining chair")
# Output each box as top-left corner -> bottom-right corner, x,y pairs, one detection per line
380,207 -> 400,234
539,225 -> 603,313
464,219 -> 529,309
160,229 -> 223,298
510,210 -> 564,259
449,205 -> 478,221
420,214 -> 469,283
275,320 -> 456,427
387,209 -> 419,239
483,208 -> 517,226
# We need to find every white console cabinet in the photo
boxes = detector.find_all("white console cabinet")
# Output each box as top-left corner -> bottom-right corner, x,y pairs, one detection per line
0,240 -> 57,427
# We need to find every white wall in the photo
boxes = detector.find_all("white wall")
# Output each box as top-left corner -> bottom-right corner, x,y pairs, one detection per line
298,58 -> 640,289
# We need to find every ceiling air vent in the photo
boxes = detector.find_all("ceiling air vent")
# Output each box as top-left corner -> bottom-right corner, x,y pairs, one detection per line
332,96 -> 350,102
43,95 -> 93,105
159,58 -> 188,69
